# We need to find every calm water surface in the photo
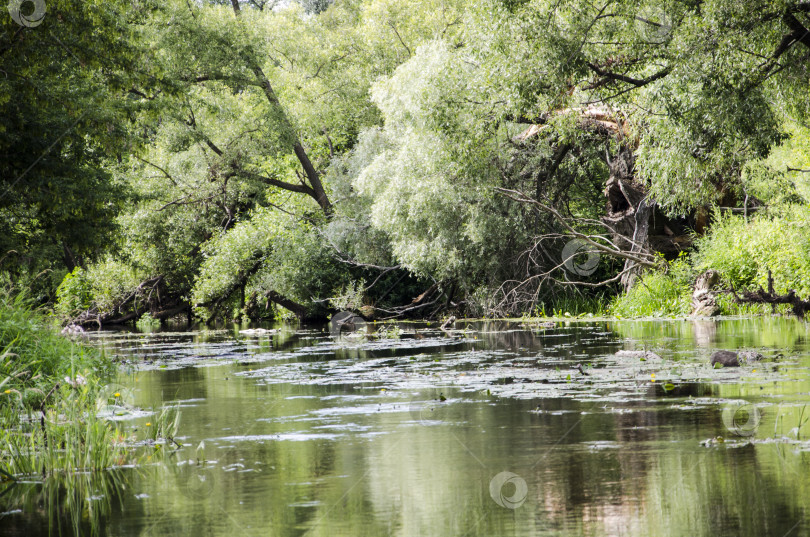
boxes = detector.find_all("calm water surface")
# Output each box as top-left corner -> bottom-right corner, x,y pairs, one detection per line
2,318 -> 810,536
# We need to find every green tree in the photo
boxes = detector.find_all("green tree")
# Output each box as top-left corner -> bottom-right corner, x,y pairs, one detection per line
334,0 -> 810,312
63,0 -> 467,323
0,0 -> 147,298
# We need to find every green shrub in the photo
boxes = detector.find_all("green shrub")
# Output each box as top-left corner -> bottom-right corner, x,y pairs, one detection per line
329,279 -> 366,312
611,258 -> 694,318
54,267 -> 93,320
193,209 -> 350,321
532,293 -> 611,318
136,312 -> 161,331
55,259 -> 145,321
84,258 -> 144,314
694,206 -> 810,297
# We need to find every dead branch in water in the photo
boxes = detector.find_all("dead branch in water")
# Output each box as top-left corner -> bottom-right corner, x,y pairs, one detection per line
725,270 -> 810,319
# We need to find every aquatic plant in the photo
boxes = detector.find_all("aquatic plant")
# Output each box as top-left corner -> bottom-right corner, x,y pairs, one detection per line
375,324 -> 402,339
0,291 -> 180,477
0,382 -> 129,477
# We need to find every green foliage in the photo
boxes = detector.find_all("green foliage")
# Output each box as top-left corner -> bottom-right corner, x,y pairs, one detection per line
83,259 -> 145,314
611,205 -> 810,318
72,0 -> 470,321
0,292 -> 109,405
336,0 -> 810,314
0,290 -> 180,521
192,209 -> 348,320
438,0 -> 798,214
257,219 -> 347,305
329,279 -> 367,312
55,268 -> 93,319
741,161 -> 803,207
531,294 -> 611,319
0,0 -> 145,287
299,0 -> 333,15
352,42 -> 539,287
611,259 -> 694,318
694,207 -> 810,298
136,313 -> 161,331
374,323 -> 401,339
55,260 -> 144,320
0,290 -> 150,537
13,0 -> 810,320
757,121 -> 810,203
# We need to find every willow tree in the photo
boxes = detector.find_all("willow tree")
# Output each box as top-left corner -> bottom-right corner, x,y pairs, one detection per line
337,0 -> 810,313
66,0 -> 468,324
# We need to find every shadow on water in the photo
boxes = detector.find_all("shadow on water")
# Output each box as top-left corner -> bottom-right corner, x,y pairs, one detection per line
3,317 -> 810,536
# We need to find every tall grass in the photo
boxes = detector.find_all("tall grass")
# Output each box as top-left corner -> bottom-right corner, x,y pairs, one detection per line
0,290 -> 180,473
0,289 -> 181,535
0,384 -> 129,477
0,290 -> 128,478
610,258 -> 694,318
0,291 -> 111,406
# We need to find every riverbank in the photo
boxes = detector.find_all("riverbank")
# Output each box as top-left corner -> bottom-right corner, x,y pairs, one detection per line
0,292 -> 188,533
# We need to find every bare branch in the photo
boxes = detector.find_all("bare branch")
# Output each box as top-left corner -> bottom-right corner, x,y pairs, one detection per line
586,62 -> 671,87
495,187 -> 659,268
387,21 -> 412,56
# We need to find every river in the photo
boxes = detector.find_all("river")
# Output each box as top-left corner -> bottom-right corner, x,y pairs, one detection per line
2,317 -> 809,536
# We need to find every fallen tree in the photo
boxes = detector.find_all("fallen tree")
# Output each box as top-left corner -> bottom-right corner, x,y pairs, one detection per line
486,106 -> 699,315
726,270 -> 810,319
513,106 -> 696,270
71,276 -> 190,328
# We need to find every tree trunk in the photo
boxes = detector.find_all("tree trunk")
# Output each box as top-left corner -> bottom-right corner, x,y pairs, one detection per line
266,291 -> 310,319
692,270 -> 720,316
230,0 -> 332,215
620,197 -> 653,289
602,146 -> 650,289
601,145 -> 691,288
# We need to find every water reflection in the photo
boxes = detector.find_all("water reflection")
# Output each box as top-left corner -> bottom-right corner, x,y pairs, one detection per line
0,469 -> 134,537
2,318 -> 810,536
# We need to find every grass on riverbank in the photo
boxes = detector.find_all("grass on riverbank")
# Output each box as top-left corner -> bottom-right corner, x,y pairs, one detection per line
0,291 -> 181,479
0,292 -> 111,405
0,291 -> 125,477
0,290 -> 183,534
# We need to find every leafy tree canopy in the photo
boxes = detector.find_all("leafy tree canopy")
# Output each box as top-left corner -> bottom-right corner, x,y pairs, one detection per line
9,0 -> 810,320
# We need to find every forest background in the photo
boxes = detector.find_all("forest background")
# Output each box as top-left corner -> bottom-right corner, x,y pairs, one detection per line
4,0 -> 810,326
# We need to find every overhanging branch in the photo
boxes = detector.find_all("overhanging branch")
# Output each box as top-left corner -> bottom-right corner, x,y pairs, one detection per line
495,187 -> 660,269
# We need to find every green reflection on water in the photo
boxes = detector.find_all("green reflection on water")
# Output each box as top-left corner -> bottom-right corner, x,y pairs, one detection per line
2,318 -> 810,536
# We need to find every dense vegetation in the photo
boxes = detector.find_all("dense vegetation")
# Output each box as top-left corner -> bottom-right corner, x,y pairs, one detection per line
0,292 -> 182,534
4,0 -> 810,323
